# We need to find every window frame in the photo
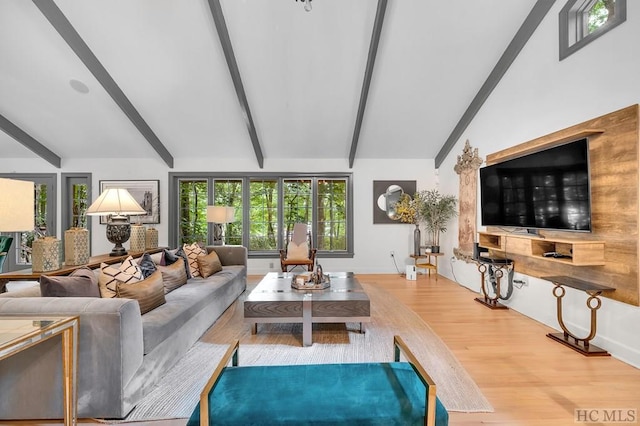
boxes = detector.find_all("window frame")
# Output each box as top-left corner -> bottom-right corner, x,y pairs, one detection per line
169,172 -> 354,259
559,0 -> 626,60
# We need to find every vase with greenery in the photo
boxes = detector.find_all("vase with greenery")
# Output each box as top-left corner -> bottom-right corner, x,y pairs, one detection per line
417,189 -> 458,253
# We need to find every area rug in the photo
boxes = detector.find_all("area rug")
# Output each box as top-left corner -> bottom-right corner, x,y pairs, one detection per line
117,282 -> 493,422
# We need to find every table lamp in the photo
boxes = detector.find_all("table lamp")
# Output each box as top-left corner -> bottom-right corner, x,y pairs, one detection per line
207,206 -> 235,245
0,178 -> 35,272
86,188 -> 147,256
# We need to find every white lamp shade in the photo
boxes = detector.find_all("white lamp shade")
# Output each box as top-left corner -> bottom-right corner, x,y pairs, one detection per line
207,206 -> 235,223
0,178 -> 34,232
86,188 -> 147,216
225,207 -> 235,223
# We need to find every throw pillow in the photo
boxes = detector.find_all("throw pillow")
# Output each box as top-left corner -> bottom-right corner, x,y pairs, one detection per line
156,259 -> 188,294
287,241 -> 309,260
98,256 -> 144,298
40,267 -> 100,298
116,270 -> 166,315
163,248 -> 192,279
183,243 -> 206,278
138,252 -> 158,279
196,250 -> 223,278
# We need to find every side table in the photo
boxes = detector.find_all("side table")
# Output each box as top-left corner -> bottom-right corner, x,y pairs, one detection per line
543,275 -> 615,356
474,256 -> 513,309
0,316 -> 79,425
410,252 -> 444,280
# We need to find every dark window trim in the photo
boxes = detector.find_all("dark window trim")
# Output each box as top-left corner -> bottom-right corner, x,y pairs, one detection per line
168,172 -> 354,259
61,173 -> 92,258
559,0 -> 626,60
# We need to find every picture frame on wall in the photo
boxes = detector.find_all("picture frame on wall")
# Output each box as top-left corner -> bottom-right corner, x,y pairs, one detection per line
99,180 -> 160,224
373,180 -> 417,224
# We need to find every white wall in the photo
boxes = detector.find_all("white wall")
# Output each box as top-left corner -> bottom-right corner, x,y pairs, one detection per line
0,156 -> 435,276
437,1 -> 640,367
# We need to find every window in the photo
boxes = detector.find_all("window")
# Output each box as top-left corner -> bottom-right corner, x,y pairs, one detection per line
560,0 -> 626,60
169,173 -> 353,258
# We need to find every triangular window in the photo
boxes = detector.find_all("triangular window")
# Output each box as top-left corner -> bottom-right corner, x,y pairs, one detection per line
559,0 -> 626,60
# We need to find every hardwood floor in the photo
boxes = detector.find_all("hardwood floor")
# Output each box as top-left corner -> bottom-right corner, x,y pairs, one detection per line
4,273 -> 639,425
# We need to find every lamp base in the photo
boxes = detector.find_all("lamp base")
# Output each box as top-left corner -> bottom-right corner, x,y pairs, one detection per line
106,216 -> 131,257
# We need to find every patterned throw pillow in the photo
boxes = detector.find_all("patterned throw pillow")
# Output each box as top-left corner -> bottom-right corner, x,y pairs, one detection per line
156,259 -> 188,294
98,256 -> 144,298
183,243 -> 206,278
196,250 -> 223,278
116,270 -> 166,314
138,252 -> 158,279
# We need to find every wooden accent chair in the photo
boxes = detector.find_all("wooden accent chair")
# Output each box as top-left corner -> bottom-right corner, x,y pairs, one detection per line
279,223 -> 317,272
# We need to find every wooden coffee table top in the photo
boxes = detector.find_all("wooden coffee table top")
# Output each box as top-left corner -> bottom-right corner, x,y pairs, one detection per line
246,272 -> 367,302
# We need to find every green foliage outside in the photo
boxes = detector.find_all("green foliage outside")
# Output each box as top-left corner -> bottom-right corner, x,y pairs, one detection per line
588,0 -> 615,33
178,177 -> 348,253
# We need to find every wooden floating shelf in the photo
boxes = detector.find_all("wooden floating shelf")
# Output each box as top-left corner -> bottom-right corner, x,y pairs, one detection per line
478,232 -> 605,266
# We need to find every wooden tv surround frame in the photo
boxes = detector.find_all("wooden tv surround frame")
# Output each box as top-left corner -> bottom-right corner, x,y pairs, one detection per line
479,104 -> 640,307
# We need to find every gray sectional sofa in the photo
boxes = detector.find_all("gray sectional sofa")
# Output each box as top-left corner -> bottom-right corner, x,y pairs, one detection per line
0,245 -> 247,420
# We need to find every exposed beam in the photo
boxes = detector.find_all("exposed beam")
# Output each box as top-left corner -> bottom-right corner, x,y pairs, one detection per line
0,113 -> 61,168
434,0 -> 556,168
348,0 -> 388,169
33,0 -> 174,168
207,0 -> 264,168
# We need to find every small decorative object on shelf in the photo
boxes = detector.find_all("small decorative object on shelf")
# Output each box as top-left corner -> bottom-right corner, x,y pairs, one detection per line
145,227 -> 159,249
32,236 -> 61,272
64,227 -> 90,266
130,224 -> 146,253
291,263 -> 331,290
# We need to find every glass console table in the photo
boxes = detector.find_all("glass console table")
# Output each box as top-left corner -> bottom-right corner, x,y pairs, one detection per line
0,316 -> 79,425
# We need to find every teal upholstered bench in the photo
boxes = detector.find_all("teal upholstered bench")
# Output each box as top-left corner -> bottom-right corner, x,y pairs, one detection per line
188,336 -> 448,425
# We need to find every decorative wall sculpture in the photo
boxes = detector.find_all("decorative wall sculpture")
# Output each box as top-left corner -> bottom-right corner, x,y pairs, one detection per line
453,140 -> 483,262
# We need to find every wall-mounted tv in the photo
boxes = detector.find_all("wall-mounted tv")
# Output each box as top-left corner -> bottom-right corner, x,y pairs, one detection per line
480,138 -> 592,232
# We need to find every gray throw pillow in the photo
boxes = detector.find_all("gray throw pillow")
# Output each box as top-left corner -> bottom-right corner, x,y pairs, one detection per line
138,252 -> 158,279
40,267 -> 100,298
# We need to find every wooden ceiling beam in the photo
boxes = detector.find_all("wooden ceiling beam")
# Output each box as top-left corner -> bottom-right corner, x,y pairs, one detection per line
33,0 -> 175,168
207,0 -> 264,169
348,0 -> 388,169
0,113 -> 61,168
434,0 -> 556,168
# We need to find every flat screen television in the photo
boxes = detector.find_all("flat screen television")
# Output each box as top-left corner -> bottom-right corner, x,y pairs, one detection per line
480,138 -> 592,232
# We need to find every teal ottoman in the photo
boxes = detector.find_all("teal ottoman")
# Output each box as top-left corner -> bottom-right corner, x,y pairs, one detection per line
188,336 -> 448,425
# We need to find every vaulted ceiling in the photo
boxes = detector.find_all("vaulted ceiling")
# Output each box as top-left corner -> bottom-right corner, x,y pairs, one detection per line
0,0 -> 547,169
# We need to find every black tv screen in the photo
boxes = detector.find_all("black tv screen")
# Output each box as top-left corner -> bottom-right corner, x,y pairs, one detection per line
480,138 -> 592,232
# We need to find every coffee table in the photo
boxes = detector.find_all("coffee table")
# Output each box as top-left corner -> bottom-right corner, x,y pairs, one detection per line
244,272 -> 370,346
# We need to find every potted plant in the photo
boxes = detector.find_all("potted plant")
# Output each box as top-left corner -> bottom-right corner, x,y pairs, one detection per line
418,189 -> 457,253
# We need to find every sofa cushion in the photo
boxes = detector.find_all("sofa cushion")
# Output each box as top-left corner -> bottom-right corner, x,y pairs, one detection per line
99,257 -> 144,298
196,250 -> 222,278
137,252 -> 158,279
156,259 -> 188,294
140,265 -> 244,354
163,248 -> 192,279
183,243 -> 206,277
116,270 -> 166,314
40,267 -> 100,297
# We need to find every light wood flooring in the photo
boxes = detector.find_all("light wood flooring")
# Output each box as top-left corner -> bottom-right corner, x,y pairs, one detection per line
4,273 -> 640,426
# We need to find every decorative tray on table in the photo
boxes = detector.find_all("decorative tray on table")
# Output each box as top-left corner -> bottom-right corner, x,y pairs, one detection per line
291,272 -> 331,290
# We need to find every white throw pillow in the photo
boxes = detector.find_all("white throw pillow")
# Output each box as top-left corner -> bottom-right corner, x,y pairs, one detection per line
287,241 -> 309,260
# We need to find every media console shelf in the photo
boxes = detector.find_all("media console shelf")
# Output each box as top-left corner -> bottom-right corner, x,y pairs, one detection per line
478,232 -> 605,266
543,275 -> 615,356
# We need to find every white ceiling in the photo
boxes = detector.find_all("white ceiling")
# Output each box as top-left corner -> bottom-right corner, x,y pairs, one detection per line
0,0 -> 538,168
